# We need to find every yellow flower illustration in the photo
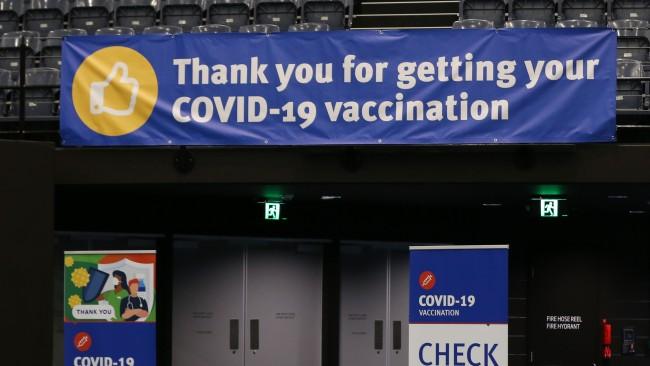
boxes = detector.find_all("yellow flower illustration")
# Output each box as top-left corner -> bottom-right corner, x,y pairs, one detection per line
68,294 -> 82,309
71,267 -> 90,288
64,256 -> 74,267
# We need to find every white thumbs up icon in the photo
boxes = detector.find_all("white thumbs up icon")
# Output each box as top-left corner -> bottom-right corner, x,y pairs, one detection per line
90,62 -> 139,116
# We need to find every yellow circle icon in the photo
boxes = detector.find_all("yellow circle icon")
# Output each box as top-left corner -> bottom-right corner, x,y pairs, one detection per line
64,256 -> 75,267
71,267 -> 90,288
72,46 -> 158,136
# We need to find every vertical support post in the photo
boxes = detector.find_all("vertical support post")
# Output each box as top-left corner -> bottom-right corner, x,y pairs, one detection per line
18,34 -> 26,134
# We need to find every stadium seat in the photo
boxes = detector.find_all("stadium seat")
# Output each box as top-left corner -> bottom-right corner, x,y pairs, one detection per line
0,0 -> 23,33
68,0 -> 113,35
0,68 -> 13,119
504,19 -> 547,27
0,67 -> 17,131
160,0 -> 204,32
509,0 -> 557,24
610,0 -> 650,21
452,19 -> 495,28
239,23 -> 279,32
556,18 -> 599,25
0,31 -> 41,78
610,18 -> 649,35
40,28 -> 88,69
114,0 -> 158,33
143,25 -> 184,33
19,67 -> 60,118
191,23 -> 231,31
206,0 -> 251,30
23,0 -> 69,36
558,0 -> 606,24
95,26 -> 136,35
617,37 -> 650,60
254,0 -> 298,31
612,19 -> 650,61
459,0 -> 506,28
301,0 -> 346,30
616,59 -> 645,109
288,22 -> 329,31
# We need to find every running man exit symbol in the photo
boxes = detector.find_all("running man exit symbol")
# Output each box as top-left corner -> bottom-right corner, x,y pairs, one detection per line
265,202 -> 281,220
540,199 -> 559,217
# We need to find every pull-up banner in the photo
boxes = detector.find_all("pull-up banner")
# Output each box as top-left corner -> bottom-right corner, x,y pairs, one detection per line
61,30 -> 616,146
63,250 -> 156,366
409,245 -> 509,366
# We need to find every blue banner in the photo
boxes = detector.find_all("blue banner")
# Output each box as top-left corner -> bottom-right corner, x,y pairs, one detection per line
64,323 -> 156,366
409,245 -> 509,324
409,245 -> 509,366
63,251 -> 157,366
61,29 -> 616,146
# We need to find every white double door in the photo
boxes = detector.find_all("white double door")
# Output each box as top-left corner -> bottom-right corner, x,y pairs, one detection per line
172,237 -> 323,366
340,242 -> 409,366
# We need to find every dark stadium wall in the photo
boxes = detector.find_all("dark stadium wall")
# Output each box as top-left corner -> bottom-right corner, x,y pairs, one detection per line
526,220 -> 650,366
53,182 -> 650,366
49,143 -> 650,366
0,141 -> 54,366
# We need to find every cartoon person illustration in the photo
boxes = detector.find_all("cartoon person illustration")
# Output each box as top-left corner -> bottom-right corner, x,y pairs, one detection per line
97,270 -> 129,321
120,278 -> 149,321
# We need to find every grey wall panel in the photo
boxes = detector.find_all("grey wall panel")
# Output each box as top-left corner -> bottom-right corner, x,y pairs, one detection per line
389,250 -> 409,366
245,243 -> 323,366
172,241 -> 245,366
0,141 -> 53,366
340,245 -> 388,366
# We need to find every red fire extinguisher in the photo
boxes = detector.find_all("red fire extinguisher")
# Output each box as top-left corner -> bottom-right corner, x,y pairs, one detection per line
602,318 -> 612,360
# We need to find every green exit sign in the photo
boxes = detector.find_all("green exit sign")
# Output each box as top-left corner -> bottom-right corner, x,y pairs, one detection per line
540,199 -> 560,217
264,202 -> 281,220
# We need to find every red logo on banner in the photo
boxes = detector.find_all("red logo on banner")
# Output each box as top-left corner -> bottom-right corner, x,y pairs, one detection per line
74,332 -> 92,352
419,271 -> 436,290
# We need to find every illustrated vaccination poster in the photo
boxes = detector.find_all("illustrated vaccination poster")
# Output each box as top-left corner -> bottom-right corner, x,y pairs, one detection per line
63,250 -> 156,366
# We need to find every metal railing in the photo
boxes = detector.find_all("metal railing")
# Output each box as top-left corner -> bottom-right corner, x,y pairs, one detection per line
0,35 -> 61,140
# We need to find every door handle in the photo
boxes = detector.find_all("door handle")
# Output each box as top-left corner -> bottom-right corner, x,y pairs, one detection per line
374,320 -> 383,351
393,321 -> 401,351
250,319 -> 259,351
229,319 -> 239,351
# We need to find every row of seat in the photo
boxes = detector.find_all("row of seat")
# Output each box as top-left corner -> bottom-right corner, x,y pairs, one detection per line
617,59 -> 649,110
92,22 -> 329,32
0,0 -> 350,34
454,18 -> 601,27
455,17 -> 650,63
611,20 -> 650,63
454,17 -> 650,28
460,0 -> 650,28
0,23 -> 328,73
0,67 -> 58,121
1,21 -> 648,76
